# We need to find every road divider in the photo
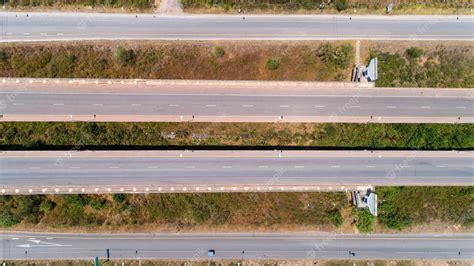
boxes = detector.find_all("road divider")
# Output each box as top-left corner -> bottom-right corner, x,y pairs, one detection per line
0,184 -> 372,195
1,114 -> 472,123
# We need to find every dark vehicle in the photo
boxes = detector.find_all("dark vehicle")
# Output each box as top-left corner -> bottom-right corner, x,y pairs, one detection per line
208,249 -> 216,257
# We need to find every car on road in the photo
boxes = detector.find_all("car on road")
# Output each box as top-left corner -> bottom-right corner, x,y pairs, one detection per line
208,249 -> 216,257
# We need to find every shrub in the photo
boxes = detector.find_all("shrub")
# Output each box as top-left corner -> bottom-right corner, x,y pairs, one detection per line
116,46 -> 134,65
89,196 -> 108,210
113,193 -> 127,203
406,47 -> 424,58
39,199 -> 55,212
316,43 -> 353,69
354,208 -> 374,233
213,46 -> 225,58
0,211 -> 17,227
334,0 -> 348,11
327,209 -> 343,227
266,57 -> 280,70
0,50 -> 7,62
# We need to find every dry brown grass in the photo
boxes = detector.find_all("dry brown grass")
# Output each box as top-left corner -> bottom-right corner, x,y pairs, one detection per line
0,40 -> 353,81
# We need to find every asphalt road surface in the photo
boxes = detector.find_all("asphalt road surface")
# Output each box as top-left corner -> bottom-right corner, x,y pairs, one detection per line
1,150 -> 472,195
1,79 -> 472,123
1,12 -> 472,41
1,232 -> 473,260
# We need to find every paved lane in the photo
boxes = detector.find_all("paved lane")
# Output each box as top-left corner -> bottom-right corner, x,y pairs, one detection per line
0,79 -> 472,123
1,151 -> 472,195
1,232 -> 473,260
1,13 -> 472,41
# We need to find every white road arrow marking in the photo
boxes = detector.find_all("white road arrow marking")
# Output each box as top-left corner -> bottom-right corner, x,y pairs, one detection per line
16,239 -> 71,248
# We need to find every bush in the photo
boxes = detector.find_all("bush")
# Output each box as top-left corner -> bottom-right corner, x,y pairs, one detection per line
113,193 -> 127,203
327,209 -> 343,227
266,57 -> 280,70
39,199 -> 55,212
0,211 -> 17,228
334,0 -> 348,11
116,46 -> 134,65
213,46 -> 225,58
89,196 -> 108,210
0,50 -> 7,62
316,43 -> 353,69
354,208 -> 374,233
406,47 -> 424,58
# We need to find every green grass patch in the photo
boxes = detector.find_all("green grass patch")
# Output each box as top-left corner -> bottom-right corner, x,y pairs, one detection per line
0,42 -> 471,87
266,57 -> 280,70
353,208 -> 375,233
378,187 -> 474,230
372,46 -> 474,88
1,122 -> 472,150
0,192 -> 347,230
213,46 -> 226,58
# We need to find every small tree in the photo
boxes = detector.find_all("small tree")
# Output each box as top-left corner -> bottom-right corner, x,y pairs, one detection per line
113,193 -> 127,203
0,50 -> 7,62
116,46 -> 134,65
266,57 -> 280,70
213,46 -> 225,58
406,47 -> 424,59
335,0 -> 348,11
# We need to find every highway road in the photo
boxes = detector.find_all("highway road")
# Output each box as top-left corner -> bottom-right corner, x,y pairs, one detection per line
0,232 -> 473,260
0,79 -> 473,123
0,12 -> 472,41
0,150 -> 472,195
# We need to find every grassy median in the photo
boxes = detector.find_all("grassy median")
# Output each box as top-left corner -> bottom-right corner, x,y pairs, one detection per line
6,0 -> 155,11
0,41 -> 472,88
377,187 -> 474,231
181,0 -> 472,14
0,192 -> 348,231
0,187 -> 472,232
363,41 -> 474,88
0,41 -> 353,81
1,122 -> 473,150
